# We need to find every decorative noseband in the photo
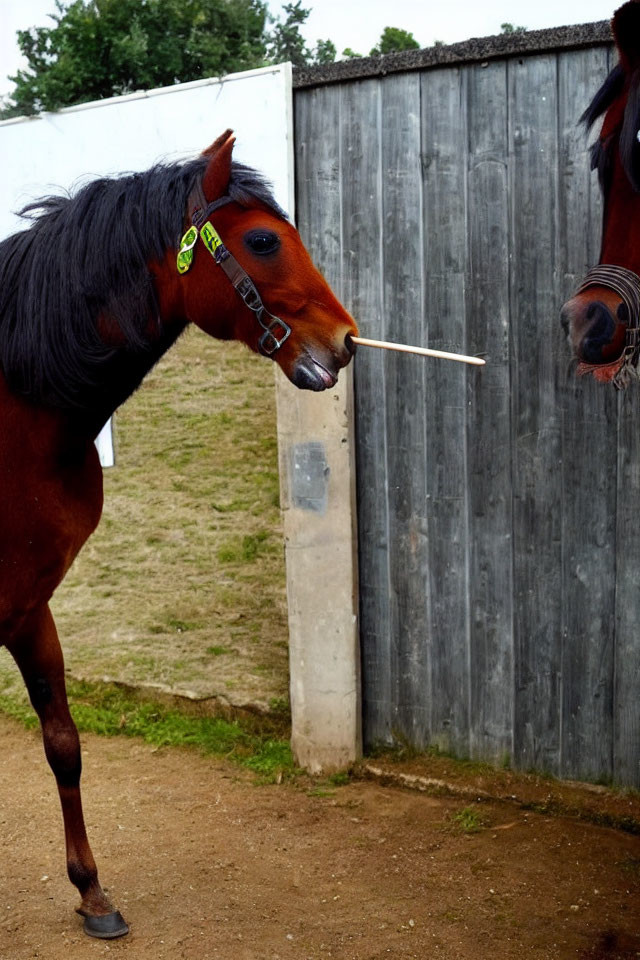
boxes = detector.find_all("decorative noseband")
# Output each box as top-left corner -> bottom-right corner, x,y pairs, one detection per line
176,192 -> 291,357
575,264 -> 640,390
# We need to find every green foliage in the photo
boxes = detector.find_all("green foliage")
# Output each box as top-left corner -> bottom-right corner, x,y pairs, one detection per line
265,1 -> 334,68
268,696 -> 291,720
243,738 -> 293,777
206,645 -> 232,656
370,26 -> 421,56
328,770 -> 350,786
266,0 -> 310,67
0,677 -> 295,782
312,38 -> 336,65
2,0 -> 269,117
307,769 -> 350,796
343,24 -> 421,62
1,0 -> 340,117
449,805 -> 489,834
217,530 -> 271,565
500,22 -> 527,34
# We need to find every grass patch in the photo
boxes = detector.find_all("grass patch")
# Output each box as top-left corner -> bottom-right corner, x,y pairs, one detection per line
45,331 -> 289,707
217,531 -> 272,565
243,740 -> 294,778
268,697 -> 291,721
449,805 -> 489,835
0,678 -> 295,784
305,770 -> 352,798
329,771 -> 351,786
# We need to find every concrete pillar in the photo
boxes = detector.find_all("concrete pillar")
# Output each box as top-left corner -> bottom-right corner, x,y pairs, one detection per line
275,366 -> 361,773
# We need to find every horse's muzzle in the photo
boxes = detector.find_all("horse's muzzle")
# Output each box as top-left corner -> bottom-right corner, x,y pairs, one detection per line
560,295 -> 628,366
289,335 -> 355,391
291,353 -> 339,391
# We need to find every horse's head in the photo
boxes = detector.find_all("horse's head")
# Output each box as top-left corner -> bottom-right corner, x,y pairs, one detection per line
170,130 -> 357,391
561,1 -> 640,386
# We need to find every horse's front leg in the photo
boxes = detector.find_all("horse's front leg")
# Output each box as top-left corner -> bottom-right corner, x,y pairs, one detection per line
6,604 -> 129,939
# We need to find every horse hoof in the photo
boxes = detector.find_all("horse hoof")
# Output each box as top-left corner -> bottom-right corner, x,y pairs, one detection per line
78,909 -> 129,939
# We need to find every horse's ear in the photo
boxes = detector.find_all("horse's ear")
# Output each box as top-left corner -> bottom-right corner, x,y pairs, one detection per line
201,130 -> 236,201
613,1 -> 640,73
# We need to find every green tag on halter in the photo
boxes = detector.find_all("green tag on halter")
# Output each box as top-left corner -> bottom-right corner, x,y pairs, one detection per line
176,225 -> 198,274
200,221 -> 225,257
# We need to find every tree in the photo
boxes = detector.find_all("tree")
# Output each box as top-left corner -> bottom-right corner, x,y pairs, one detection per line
312,39 -> 337,65
265,0 -> 309,67
500,22 -> 527,34
2,0 -> 269,118
265,1 -> 335,68
370,26 -> 420,56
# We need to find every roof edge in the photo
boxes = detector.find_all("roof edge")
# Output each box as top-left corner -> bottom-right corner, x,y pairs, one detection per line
292,20 -> 613,89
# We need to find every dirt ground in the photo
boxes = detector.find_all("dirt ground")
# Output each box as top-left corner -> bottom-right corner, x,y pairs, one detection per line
1,716 -> 639,960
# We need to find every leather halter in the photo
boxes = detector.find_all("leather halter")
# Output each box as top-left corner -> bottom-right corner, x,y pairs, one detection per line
176,187 -> 291,357
575,264 -> 640,390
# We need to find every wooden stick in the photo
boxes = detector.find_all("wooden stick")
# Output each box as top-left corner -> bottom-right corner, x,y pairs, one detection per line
350,336 -> 486,366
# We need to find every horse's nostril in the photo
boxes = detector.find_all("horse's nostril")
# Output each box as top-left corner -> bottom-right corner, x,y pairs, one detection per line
617,301 -> 630,324
585,301 -> 615,341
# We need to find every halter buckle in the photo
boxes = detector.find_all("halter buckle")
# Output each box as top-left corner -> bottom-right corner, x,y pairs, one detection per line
236,277 -> 263,312
259,319 -> 291,356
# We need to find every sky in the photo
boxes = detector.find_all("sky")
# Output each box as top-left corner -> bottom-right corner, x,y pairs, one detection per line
0,0 -> 616,97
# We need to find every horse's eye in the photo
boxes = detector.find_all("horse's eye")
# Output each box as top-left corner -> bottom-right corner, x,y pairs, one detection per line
244,230 -> 280,256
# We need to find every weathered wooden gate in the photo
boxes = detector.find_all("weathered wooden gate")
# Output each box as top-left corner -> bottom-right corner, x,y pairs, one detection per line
294,24 -> 640,787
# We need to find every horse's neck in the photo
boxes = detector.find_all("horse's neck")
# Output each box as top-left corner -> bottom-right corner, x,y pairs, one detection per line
75,318 -> 188,438
72,248 -> 192,432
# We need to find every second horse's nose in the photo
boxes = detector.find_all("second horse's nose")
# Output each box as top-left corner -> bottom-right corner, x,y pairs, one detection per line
580,301 -> 616,364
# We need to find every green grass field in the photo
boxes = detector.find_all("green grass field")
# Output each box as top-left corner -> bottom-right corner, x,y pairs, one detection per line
0,327 -> 289,713
0,677 -> 295,782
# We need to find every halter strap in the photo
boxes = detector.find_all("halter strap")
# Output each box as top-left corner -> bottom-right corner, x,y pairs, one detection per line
575,264 -> 640,390
177,189 -> 291,357
191,191 -> 235,227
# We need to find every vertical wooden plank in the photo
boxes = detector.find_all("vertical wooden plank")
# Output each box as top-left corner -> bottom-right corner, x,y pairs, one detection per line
294,87 -> 343,293
612,24 -> 640,790
587,47 -> 611,267
465,60 -> 513,764
557,48 -> 607,296
421,67 -> 470,757
380,74 -> 431,747
340,80 -> 391,748
615,389 -> 640,787
509,54 -> 563,776
557,48 -> 617,783
601,44 -> 640,789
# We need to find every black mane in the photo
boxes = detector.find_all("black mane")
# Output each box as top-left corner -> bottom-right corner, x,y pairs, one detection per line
582,62 -> 640,194
0,155 -> 284,422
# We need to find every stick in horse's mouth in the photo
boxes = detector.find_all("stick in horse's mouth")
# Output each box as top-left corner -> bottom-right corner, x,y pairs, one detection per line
349,335 -> 486,367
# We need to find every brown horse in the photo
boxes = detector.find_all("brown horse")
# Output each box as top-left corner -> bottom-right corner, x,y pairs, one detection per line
561,1 -> 640,387
0,130 -> 357,938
